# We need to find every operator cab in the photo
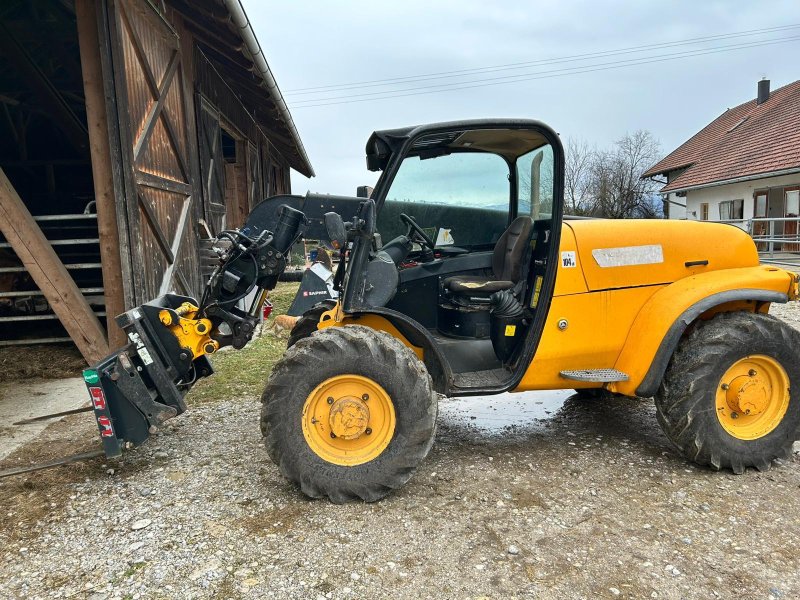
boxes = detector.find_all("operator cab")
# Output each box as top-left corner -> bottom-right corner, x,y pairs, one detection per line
332,120 -> 563,394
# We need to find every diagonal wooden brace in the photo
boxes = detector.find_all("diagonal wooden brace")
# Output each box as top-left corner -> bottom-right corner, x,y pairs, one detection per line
0,168 -> 109,363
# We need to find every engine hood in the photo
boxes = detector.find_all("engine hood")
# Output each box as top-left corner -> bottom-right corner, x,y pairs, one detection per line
566,220 -> 759,291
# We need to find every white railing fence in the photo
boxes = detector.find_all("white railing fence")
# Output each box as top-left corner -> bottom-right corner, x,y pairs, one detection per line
746,216 -> 800,269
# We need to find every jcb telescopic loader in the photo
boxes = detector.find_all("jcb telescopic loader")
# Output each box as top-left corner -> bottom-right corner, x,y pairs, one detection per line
83,119 -> 800,503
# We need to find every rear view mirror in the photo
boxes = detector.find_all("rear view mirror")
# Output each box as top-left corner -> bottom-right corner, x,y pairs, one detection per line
324,212 -> 347,250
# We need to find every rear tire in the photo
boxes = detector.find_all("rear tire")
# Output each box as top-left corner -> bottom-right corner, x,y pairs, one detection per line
286,300 -> 336,348
261,325 -> 438,503
655,312 -> 800,474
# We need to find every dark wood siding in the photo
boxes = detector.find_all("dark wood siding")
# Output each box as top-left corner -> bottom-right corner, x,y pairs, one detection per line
193,46 -> 292,202
196,94 -> 226,234
0,0 -> 306,353
100,0 -> 294,308
107,0 -> 200,304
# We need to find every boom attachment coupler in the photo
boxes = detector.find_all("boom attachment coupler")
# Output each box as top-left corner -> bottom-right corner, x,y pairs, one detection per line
84,203 -> 307,458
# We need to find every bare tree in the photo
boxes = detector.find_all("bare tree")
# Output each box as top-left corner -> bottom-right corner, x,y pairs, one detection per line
518,130 -> 661,219
564,137 -> 593,216
587,130 -> 662,219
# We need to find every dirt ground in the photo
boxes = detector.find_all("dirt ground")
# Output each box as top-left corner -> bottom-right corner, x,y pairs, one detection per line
0,344 -> 85,383
0,303 -> 799,599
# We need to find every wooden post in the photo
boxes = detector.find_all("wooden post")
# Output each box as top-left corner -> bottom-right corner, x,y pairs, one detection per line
0,169 -> 109,363
75,0 -> 127,348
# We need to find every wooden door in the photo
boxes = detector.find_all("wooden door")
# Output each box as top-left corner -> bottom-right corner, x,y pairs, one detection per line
107,0 -> 200,305
196,95 -> 227,235
767,188 -> 785,249
753,191 -> 768,251
223,146 -> 248,228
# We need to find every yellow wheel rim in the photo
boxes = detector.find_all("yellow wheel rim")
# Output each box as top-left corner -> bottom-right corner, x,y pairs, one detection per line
302,375 -> 396,466
715,355 -> 790,440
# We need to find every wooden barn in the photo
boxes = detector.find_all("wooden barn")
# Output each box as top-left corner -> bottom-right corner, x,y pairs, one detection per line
0,0 -> 313,362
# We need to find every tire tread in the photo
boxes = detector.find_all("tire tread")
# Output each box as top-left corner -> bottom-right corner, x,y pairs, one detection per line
261,325 -> 437,503
655,311 -> 800,473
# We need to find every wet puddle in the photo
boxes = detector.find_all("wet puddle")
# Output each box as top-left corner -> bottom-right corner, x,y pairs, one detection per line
439,390 -> 573,434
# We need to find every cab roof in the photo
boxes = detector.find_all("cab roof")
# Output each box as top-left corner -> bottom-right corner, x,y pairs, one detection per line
365,118 -> 557,171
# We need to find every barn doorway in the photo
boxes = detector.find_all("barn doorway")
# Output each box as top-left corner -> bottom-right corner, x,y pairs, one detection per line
0,1 -> 105,349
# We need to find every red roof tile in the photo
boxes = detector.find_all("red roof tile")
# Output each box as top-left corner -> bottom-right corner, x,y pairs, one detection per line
643,80 -> 800,192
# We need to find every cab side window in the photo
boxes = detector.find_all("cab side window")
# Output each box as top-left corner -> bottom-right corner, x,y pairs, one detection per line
517,145 -> 554,220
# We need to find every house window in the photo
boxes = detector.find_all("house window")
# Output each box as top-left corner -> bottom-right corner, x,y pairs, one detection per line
719,199 -> 744,220
754,192 -> 768,218
700,203 -> 709,221
786,188 -> 800,216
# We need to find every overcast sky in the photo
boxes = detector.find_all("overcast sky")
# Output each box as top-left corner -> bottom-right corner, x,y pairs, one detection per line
244,1 -> 800,197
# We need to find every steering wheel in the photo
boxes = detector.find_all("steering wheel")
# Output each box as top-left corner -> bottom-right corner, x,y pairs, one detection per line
399,213 -> 436,249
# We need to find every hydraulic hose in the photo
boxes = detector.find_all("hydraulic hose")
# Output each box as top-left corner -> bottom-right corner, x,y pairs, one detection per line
489,290 -> 524,318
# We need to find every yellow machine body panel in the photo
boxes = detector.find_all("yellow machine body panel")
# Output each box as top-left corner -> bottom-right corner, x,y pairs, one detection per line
518,219 -> 796,394
519,223 -> 661,390
516,285 -> 663,390
552,225 -> 588,296
317,306 -> 424,360
610,265 -> 796,396
315,219 -> 796,398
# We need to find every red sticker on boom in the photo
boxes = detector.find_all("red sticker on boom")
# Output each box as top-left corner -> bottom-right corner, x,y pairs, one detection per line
89,386 -> 107,410
96,415 -> 114,437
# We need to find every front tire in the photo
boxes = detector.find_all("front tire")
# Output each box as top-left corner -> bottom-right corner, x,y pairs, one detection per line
261,325 -> 438,503
655,312 -> 800,474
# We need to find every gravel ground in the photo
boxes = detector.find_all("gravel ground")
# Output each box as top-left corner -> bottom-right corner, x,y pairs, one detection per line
770,299 -> 800,329
1,305 -> 800,599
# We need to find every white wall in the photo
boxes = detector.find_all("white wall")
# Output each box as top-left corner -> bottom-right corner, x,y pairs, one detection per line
664,192 -> 687,219
681,173 -> 800,228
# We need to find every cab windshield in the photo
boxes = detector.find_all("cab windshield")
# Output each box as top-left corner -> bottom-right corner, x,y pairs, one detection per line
378,151 -> 509,250
377,128 -> 555,251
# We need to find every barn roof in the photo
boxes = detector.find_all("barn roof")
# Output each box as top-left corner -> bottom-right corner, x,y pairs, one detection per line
172,0 -> 314,177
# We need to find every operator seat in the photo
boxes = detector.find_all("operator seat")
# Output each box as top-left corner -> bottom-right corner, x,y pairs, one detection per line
443,216 -> 533,298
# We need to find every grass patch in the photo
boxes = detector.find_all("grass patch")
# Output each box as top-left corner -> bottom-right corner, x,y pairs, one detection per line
267,281 -> 301,316
186,283 -> 299,405
122,561 -> 148,579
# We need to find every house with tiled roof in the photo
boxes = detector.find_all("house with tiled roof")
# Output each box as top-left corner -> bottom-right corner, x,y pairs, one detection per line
644,79 -> 800,242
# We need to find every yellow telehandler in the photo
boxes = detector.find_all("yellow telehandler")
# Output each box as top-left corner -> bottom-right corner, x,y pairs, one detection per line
78,119 -> 800,503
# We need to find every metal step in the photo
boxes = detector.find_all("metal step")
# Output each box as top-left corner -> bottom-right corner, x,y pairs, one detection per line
560,369 -> 629,382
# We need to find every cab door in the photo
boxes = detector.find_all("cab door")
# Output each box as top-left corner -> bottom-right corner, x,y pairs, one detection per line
365,122 -> 565,395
